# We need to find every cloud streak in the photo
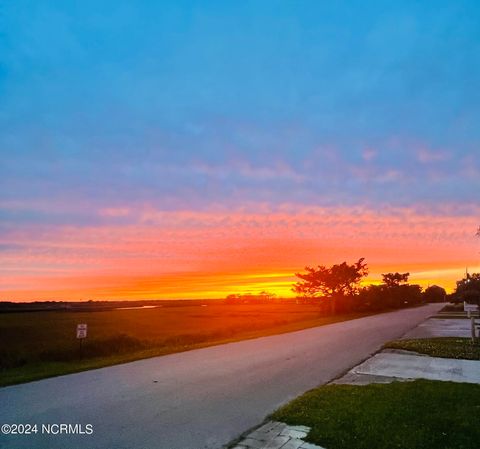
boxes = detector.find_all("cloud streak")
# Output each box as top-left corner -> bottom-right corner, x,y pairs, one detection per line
1,204 -> 478,299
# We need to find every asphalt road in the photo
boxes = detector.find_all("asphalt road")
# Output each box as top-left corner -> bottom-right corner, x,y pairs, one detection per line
0,303 -> 443,449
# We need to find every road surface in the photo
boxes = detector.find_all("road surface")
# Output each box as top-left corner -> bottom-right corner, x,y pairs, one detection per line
0,303 -> 443,449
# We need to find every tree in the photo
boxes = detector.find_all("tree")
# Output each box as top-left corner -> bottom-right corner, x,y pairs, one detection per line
399,284 -> 423,306
225,291 -> 277,303
380,272 -> 423,308
292,258 -> 368,313
355,284 -> 386,312
455,273 -> 480,306
382,272 -> 410,288
259,290 -> 276,301
423,285 -> 446,303
455,273 -> 480,342
225,293 -> 241,302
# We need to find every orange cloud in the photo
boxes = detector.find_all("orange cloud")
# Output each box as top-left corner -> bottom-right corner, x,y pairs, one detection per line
1,204 -> 478,300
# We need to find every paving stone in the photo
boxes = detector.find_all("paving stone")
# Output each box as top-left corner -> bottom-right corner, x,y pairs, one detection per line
300,442 -> 325,449
279,428 -> 308,439
240,438 -> 267,449
280,438 -> 304,449
234,422 -> 318,449
271,422 -> 287,432
249,429 -> 281,442
255,422 -> 281,433
289,425 -> 310,433
263,436 -> 290,449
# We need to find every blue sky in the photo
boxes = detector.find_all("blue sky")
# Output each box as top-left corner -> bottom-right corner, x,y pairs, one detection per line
1,0 -> 480,216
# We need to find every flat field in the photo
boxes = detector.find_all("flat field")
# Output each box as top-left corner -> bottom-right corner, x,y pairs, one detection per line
0,302 -> 370,386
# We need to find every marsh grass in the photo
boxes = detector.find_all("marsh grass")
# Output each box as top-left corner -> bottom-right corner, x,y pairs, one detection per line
0,304 -> 371,386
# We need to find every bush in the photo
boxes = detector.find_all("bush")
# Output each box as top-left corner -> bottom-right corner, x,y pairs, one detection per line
354,285 -> 386,312
354,283 -> 423,312
423,285 -> 447,303
49,334 -> 148,361
0,349 -> 29,370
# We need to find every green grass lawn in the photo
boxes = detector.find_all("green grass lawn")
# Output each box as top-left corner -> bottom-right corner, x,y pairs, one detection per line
0,304 -> 372,387
272,380 -> 480,449
384,337 -> 480,360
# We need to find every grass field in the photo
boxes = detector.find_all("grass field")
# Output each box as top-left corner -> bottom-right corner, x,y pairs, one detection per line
0,302 -> 371,386
272,379 -> 480,449
384,337 -> 480,360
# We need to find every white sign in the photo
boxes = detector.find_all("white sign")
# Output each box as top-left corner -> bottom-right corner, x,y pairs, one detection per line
464,302 -> 479,312
76,323 -> 88,339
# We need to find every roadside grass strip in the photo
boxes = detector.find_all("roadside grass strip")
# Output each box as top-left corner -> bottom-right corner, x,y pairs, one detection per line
271,380 -> 480,449
384,338 -> 480,360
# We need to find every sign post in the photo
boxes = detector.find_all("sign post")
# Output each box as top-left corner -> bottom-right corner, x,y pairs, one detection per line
464,301 -> 478,317
464,302 -> 479,343
76,324 -> 88,359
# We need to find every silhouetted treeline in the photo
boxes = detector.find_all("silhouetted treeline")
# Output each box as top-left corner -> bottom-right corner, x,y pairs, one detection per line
451,272 -> 480,307
292,260 -> 447,314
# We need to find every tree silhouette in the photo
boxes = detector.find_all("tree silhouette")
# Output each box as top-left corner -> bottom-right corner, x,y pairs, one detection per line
423,285 -> 446,303
293,258 -> 368,313
382,272 -> 410,288
455,273 -> 480,306
455,273 -> 480,342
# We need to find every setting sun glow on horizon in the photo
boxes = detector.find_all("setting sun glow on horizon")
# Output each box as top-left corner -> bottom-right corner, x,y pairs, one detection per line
2,205 -> 478,301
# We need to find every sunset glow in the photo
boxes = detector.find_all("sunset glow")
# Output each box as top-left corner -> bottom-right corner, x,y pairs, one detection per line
1,205 -> 478,300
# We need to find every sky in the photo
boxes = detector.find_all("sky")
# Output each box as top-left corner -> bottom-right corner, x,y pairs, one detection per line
1,0 -> 480,300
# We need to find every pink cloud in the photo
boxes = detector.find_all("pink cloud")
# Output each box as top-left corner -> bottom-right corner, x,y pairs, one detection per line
417,148 -> 450,163
99,207 -> 131,217
362,148 -> 377,161
1,203 -> 479,299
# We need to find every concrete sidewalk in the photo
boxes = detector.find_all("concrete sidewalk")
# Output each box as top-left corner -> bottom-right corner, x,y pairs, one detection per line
402,317 -> 474,338
336,314 -> 480,385
349,351 -> 480,384
232,422 -> 324,449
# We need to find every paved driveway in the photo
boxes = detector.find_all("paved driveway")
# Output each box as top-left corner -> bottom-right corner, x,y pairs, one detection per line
0,303 -> 443,449
402,317 -> 474,338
